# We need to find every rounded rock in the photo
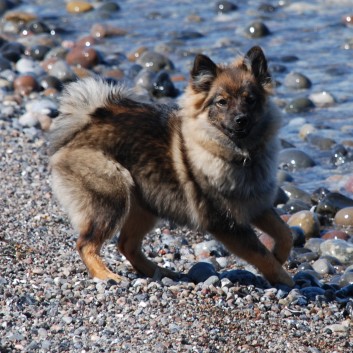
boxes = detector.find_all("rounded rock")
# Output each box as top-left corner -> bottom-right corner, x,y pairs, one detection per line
287,210 -> 320,239
137,51 -> 174,72
285,97 -> 315,113
245,22 -> 270,38
13,75 -> 40,95
339,268 -> 353,287
66,1 -> 93,13
317,193 -> 353,218
187,262 -> 218,283
26,45 -> 51,61
306,134 -> 336,150
66,47 -> 99,69
284,72 -> 312,89
309,91 -> 335,107
334,207 -> 353,227
278,148 -> 315,171
312,258 -> 335,275
215,1 -> 238,14
322,230 -> 350,241
320,239 -> 353,264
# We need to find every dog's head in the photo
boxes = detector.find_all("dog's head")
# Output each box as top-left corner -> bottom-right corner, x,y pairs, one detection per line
183,46 -> 277,147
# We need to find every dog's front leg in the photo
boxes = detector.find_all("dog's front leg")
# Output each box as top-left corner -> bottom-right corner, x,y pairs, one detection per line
212,224 -> 294,287
252,208 -> 293,265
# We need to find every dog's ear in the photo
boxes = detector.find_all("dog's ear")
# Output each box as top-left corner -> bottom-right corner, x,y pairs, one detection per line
191,54 -> 218,92
245,46 -> 271,87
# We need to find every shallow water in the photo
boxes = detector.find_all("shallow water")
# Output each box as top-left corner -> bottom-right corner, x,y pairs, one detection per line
7,0 -> 353,195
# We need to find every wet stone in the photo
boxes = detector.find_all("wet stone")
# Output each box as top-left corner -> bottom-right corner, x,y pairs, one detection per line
98,1 -> 121,13
90,23 -> 127,38
339,268 -> 353,287
13,75 -> 40,95
290,226 -> 306,247
0,55 -> 12,71
287,210 -> 320,239
26,20 -> 51,34
309,91 -> 335,107
27,45 -> 51,61
245,22 -> 270,38
48,60 -> 76,82
312,258 -> 335,275
215,1 -> 238,14
137,51 -> 174,72
278,148 -> 315,171
66,1 -> 93,13
320,239 -> 353,264
299,123 -> 316,140
330,144 -> 353,166
317,193 -> 353,218
281,184 -> 312,205
281,199 -> 311,214
152,71 -> 178,98
66,47 -> 100,69
306,134 -> 336,150
322,230 -> 350,241
311,187 -> 331,205
285,97 -> 315,113
39,75 -> 63,91
334,206 -> 353,227
284,72 -> 312,89
304,238 -> 324,253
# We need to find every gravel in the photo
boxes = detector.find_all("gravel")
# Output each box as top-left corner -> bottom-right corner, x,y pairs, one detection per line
1,119 -> 352,353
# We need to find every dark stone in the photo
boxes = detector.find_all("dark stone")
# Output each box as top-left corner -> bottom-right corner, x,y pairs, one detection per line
306,134 -> 336,150
153,71 -> 179,98
285,97 -> 315,113
336,284 -> 353,299
278,148 -> 315,171
245,22 -> 270,38
0,55 -> 12,71
187,262 -> 219,283
293,271 -> 322,287
330,144 -> 353,166
282,200 -> 311,214
311,187 -> 331,205
171,30 -> 204,40
215,1 -> 238,14
27,45 -> 51,61
258,3 -> 277,12
300,286 -> 326,301
290,226 -> 306,247
99,1 -> 121,12
274,187 -> 289,205
316,192 -> 353,218
281,183 -> 312,204
220,269 -> 268,288
27,21 -> 51,34
39,75 -> 63,91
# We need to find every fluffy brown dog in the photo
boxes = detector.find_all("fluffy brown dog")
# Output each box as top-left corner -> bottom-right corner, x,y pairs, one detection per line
49,46 -> 294,287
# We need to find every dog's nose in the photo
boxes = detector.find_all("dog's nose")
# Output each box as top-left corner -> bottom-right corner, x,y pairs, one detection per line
234,114 -> 247,130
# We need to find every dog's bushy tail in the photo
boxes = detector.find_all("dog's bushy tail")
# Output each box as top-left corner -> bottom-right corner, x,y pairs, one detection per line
49,77 -> 130,155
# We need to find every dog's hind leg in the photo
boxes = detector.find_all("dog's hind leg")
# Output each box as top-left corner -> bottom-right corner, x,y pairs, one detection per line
252,208 -> 293,265
118,198 -> 181,280
51,148 -> 133,282
212,225 -> 294,287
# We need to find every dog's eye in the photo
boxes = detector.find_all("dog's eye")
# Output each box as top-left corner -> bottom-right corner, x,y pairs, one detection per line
216,98 -> 227,107
246,95 -> 256,106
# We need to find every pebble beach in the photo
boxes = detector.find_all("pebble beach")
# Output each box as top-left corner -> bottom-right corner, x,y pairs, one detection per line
1,0 -> 353,352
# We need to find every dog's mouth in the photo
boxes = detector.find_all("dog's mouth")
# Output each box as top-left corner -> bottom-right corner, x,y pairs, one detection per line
220,122 -> 251,140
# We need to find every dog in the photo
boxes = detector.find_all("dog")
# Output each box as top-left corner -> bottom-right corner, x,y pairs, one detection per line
49,46 -> 294,287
